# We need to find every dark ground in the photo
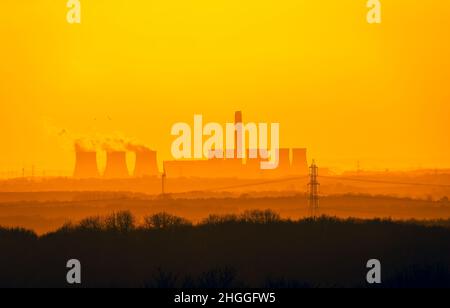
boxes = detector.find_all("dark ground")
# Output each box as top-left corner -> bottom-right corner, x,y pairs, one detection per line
1,211 -> 449,288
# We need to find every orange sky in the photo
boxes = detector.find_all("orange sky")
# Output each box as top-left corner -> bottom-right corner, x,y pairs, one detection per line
1,0 -> 450,175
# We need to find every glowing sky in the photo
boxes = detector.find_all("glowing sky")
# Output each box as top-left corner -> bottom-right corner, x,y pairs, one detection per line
1,0 -> 449,175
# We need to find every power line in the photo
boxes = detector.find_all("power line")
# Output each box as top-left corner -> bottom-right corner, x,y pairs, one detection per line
320,176 -> 450,188
206,176 -> 309,192
195,174 -> 450,193
167,172 -> 450,194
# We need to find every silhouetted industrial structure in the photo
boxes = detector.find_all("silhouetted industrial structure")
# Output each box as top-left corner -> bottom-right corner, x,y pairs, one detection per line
73,150 -> 100,178
134,149 -> 158,177
72,112 -> 309,180
104,151 -> 129,179
235,111 -> 243,158
292,148 -> 309,175
308,161 -> 320,218
163,111 -> 309,179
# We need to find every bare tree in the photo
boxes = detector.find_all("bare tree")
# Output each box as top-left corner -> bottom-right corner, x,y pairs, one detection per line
144,212 -> 192,230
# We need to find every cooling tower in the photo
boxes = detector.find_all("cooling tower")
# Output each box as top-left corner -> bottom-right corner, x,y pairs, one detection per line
291,148 -> 308,175
73,150 -> 100,178
134,150 -> 159,177
104,151 -> 129,178
272,148 -> 291,178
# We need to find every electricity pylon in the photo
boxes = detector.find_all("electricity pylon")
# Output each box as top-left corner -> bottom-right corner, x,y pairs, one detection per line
308,160 -> 320,219
161,168 -> 167,196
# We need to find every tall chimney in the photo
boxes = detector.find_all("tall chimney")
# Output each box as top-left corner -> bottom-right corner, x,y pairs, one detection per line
235,111 -> 243,159
104,151 -> 129,179
73,150 -> 100,178
134,150 -> 159,177
291,148 -> 308,175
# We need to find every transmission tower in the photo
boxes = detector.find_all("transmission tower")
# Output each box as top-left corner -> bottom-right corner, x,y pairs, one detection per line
308,160 -> 320,219
161,168 -> 167,196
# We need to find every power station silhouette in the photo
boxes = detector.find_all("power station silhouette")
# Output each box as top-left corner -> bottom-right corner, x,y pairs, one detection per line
73,112 -> 308,179
74,149 -> 159,179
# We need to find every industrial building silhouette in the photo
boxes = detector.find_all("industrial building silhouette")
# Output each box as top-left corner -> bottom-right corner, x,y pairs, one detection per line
73,151 -> 100,178
74,149 -> 159,179
73,112 -> 308,179
73,147 -> 308,179
163,147 -> 308,179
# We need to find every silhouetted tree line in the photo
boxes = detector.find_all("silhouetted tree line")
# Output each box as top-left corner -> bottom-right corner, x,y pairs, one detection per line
1,210 -> 450,288
56,210 -> 282,233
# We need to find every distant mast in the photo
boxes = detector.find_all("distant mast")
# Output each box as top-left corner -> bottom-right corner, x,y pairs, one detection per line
235,111 -> 243,159
308,160 -> 320,219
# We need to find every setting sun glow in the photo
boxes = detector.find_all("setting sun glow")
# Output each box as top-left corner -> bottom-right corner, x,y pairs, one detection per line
1,0 -> 450,174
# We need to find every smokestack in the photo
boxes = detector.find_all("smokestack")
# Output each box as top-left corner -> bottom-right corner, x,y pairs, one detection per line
134,150 -> 159,177
235,111 -> 243,159
104,151 -> 129,179
73,150 -> 100,178
291,148 -> 308,175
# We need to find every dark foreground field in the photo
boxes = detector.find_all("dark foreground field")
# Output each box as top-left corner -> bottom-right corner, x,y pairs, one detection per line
1,211 -> 450,288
